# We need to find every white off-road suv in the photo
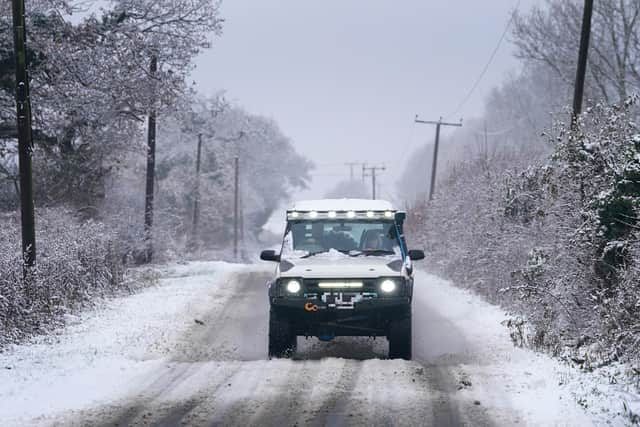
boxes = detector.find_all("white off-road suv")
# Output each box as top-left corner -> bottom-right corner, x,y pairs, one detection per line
260,199 -> 425,360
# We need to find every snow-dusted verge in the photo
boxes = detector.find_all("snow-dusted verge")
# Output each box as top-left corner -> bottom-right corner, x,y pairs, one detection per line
0,209 -> 128,348
413,272 -> 640,425
0,262 -> 637,426
0,261 -> 249,425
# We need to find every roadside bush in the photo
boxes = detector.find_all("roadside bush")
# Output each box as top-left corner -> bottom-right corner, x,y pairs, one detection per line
409,97 -> 640,370
0,208 -> 127,348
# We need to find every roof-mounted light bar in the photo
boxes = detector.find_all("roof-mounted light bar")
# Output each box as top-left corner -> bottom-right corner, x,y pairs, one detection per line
287,210 -> 396,220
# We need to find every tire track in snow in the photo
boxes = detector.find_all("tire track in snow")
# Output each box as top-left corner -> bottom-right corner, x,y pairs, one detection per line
84,363 -> 242,426
58,267 -> 489,426
170,271 -> 271,362
63,270 -> 265,427
412,275 -> 500,427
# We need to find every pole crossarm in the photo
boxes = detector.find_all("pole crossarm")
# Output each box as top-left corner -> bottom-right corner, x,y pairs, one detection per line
414,116 -> 463,128
414,119 -> 463,127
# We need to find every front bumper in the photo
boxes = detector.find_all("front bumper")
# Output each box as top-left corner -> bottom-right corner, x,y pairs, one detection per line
270,296 -> 411,337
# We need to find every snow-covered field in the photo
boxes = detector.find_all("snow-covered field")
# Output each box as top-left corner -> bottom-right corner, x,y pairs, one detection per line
0,261 -> 637,426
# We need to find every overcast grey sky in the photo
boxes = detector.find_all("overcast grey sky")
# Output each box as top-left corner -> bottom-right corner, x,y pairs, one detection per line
191,0 -> 539,202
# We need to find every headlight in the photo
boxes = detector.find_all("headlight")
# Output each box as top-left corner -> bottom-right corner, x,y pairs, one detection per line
380,279 -> 396,293
286,279 -> 301,293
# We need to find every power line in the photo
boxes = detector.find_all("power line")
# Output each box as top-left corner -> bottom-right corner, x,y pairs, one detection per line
471,124 -> 516,136
308,173 -> 352,177
445,0 -> 521,120
314,162 -> 351,168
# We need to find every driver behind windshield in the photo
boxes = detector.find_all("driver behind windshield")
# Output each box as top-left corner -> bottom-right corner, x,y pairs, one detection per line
362,229 -> 382,250
287,220 -> 399,256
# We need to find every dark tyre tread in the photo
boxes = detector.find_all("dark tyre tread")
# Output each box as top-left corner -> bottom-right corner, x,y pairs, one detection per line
268,309 -> 296,358
388,315 -> 412,360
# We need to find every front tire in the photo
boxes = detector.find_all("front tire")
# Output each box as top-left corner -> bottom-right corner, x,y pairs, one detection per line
388,313 -> 412,360
268,309 -> 296,358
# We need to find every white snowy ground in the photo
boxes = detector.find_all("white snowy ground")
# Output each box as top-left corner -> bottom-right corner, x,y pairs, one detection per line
0,261 -> 637,426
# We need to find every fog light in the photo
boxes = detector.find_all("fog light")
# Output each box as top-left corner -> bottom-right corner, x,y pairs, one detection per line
380,279 -> 396,293
286,280 -> 301,293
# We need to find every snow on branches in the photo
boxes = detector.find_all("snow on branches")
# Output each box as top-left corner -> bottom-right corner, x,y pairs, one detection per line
410,97 -> 640,369
0,0 -> 223,210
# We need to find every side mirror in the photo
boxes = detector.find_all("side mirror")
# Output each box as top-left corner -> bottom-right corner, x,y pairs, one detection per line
260,249 -> 280,262
407,249 -> 425,261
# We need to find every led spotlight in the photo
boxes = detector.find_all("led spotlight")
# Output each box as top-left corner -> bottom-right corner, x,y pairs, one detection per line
380,279 -> 396,293
286,280 -> 301,293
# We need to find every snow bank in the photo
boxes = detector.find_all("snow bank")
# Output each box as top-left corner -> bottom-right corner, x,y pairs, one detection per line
0,261 -> 243,425
414,271 -> 639,425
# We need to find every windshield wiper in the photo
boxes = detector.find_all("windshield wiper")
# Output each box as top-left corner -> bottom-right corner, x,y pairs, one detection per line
349,249 -> 395,257
300,251 -> 324,258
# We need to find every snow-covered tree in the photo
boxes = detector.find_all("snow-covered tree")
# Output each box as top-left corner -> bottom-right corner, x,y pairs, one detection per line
0,0 -> 222,212
103,95 -> 314,257
513,0 -> 640,105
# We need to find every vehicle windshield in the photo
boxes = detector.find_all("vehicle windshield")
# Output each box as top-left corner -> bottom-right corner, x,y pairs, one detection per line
282,220 -> 401,258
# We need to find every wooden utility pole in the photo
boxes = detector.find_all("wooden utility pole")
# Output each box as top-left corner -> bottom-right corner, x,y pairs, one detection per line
143,54 -> 158,263
233,156 -> 239,260
572,0 -> 593,124
239,184 -> 244,259
372,169 -> 376,200
12,0 -> 36,275
191,132 -> 203,249
414,115 -> 462,201
363,165 -> 385,200
345,162 -> 359,180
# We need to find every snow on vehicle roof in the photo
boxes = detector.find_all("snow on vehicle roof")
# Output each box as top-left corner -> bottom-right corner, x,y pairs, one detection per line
290,199 -> 395,212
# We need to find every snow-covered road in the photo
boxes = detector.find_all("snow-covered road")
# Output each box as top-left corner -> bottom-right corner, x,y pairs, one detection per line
0,261 -> 632,426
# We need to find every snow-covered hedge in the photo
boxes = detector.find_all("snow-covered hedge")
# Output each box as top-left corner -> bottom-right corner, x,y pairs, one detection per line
410,97 -> 640,370
0,209 -> 127,348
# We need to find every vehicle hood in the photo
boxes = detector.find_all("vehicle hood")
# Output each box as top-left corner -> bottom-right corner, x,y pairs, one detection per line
279,255 -> 403,279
